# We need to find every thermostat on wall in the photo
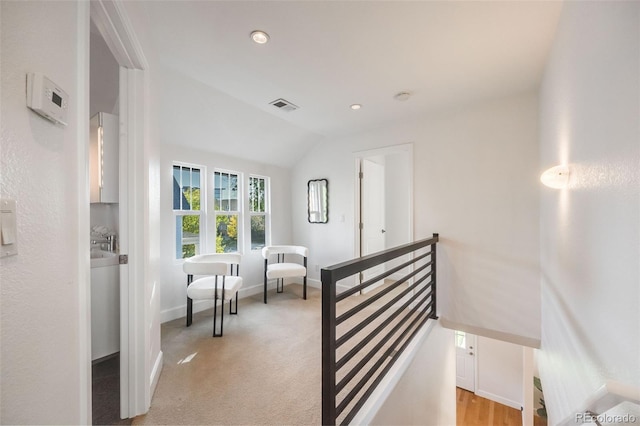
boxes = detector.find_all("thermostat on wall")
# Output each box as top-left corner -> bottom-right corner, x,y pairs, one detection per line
26,72 -> 68,126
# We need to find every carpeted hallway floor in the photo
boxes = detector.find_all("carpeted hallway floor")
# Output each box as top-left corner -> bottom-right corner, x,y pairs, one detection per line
132,284 -> 322,425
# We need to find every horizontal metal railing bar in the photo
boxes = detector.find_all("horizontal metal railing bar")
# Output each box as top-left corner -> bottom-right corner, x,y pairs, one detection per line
335,271 -> 433,348
340,309 -> 432,425
336,253 -> 432,301
336,285 -> 433,372
336,263 -> 432,326
322,234 -> 439,426
322,236 -> 438,283
336,302 -> 433,418
335,295 -> 432,394
336,286 -> 433,372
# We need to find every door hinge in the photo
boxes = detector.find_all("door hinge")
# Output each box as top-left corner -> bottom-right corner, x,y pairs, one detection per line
359,222 -> 363,230
359,171 -> 363,179
119,254 -> 128,265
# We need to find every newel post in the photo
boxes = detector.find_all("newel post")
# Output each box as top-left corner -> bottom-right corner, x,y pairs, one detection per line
321,267 -> 337,426
430,233 -> 439,319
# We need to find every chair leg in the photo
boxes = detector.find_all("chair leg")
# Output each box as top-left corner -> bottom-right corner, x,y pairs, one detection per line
213,296 -> 225,338
187,297 -> 193,327
186,274 -> 193,327
264,259 -> 268,304
230,292 -> 238,315
303,257 -> 307,300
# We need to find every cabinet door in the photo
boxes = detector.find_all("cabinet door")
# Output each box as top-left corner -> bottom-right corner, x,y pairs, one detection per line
91,264 -> 120,360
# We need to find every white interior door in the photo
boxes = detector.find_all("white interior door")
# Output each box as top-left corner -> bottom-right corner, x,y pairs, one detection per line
455,331 -> 476,392
118,68 -> 130,418
92,1 -> 151,420
361,158 -> 386,292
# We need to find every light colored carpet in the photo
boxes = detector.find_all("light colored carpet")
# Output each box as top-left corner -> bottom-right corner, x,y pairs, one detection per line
132,285 -> 322,426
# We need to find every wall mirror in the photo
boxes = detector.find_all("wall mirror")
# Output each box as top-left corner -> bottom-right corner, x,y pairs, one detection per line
308,179 -> 328,223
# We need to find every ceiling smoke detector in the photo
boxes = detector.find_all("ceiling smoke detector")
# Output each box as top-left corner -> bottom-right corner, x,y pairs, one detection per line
269,98 -> 299,112
394,91 -> 411,101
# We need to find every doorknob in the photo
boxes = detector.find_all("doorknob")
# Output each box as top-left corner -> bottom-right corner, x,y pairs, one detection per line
381,229 -> 386,233
469,352 -> 474,356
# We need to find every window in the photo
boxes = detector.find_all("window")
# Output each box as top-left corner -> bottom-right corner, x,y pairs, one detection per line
173,164 -> 202,259
214,170 -> 240,253
249,175 -> 269,250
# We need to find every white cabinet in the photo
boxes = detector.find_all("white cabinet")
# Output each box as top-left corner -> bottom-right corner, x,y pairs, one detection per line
90,112 -> 119,203
91,264 -> 120,360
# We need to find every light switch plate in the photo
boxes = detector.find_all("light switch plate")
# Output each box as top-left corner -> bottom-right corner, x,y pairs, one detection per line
1,199 -> 18,258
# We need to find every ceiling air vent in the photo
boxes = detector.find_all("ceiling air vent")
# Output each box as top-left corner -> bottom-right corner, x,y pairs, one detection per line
269,98 -> 299,112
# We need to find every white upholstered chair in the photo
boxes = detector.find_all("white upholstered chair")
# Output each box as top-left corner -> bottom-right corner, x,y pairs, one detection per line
262,245 -> 308,304
183,253 -> 243,337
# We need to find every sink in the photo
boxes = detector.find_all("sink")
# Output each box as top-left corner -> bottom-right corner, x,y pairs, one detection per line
91,250 -> 116,259
91,250 -> 118,268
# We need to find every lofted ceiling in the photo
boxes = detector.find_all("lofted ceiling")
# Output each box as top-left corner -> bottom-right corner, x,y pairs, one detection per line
133,1 -> 563,167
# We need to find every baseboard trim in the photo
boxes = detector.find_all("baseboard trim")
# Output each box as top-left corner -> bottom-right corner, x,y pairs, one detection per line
475,389 -> 522,410
161,284 -> 262,323
150,350 -> 163,399
161,278 -> 353,324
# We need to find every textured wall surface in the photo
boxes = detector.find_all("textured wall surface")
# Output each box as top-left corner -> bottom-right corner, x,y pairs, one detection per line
0,1 -> 84,423
538,2 -> 640,424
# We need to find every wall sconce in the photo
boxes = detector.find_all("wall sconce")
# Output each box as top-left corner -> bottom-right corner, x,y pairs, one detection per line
540,165 -> 570,189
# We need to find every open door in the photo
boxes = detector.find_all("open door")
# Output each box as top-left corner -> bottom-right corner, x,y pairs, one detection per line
91,0 -> 155,420
360,157 -> 386,292
455,331 -> 476,392
355,144 -> 413,294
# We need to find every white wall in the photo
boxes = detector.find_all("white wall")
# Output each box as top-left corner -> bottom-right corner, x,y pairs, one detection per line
370,323 -> 456,426
159,144 -> 293,322
476,336 -> 524,410
292,92 -> 541,344
0,1 -> 88,423
537,2 -> 640,424
90,23 -> 119,117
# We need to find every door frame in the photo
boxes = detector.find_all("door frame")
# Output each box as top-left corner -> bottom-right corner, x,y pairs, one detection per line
82,0 -> 151,421
353,144 -> 414,287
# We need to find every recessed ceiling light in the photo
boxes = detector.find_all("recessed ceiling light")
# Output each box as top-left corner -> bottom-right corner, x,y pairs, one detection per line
350,104 -> 362,110
394,92 -> 411,101
250,30 -> 270,44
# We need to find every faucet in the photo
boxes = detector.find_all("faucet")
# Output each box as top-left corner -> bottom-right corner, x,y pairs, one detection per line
91,235 -> 116,252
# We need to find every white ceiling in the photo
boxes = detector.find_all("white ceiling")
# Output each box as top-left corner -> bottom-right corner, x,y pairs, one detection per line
135,1 -> 563,167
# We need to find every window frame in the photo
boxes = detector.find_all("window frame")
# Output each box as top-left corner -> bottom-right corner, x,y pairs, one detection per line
249,174 -> 270,250
213,168 -> 243,254
172,162 -> 206,260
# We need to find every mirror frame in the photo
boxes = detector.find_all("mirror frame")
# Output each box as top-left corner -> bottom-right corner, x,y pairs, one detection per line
307,178 -> 329,224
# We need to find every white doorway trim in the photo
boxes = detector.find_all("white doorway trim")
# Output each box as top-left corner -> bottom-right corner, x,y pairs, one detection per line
88,0 -> 153,420
353,144 -> 414,280
77,2 -> 92,422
